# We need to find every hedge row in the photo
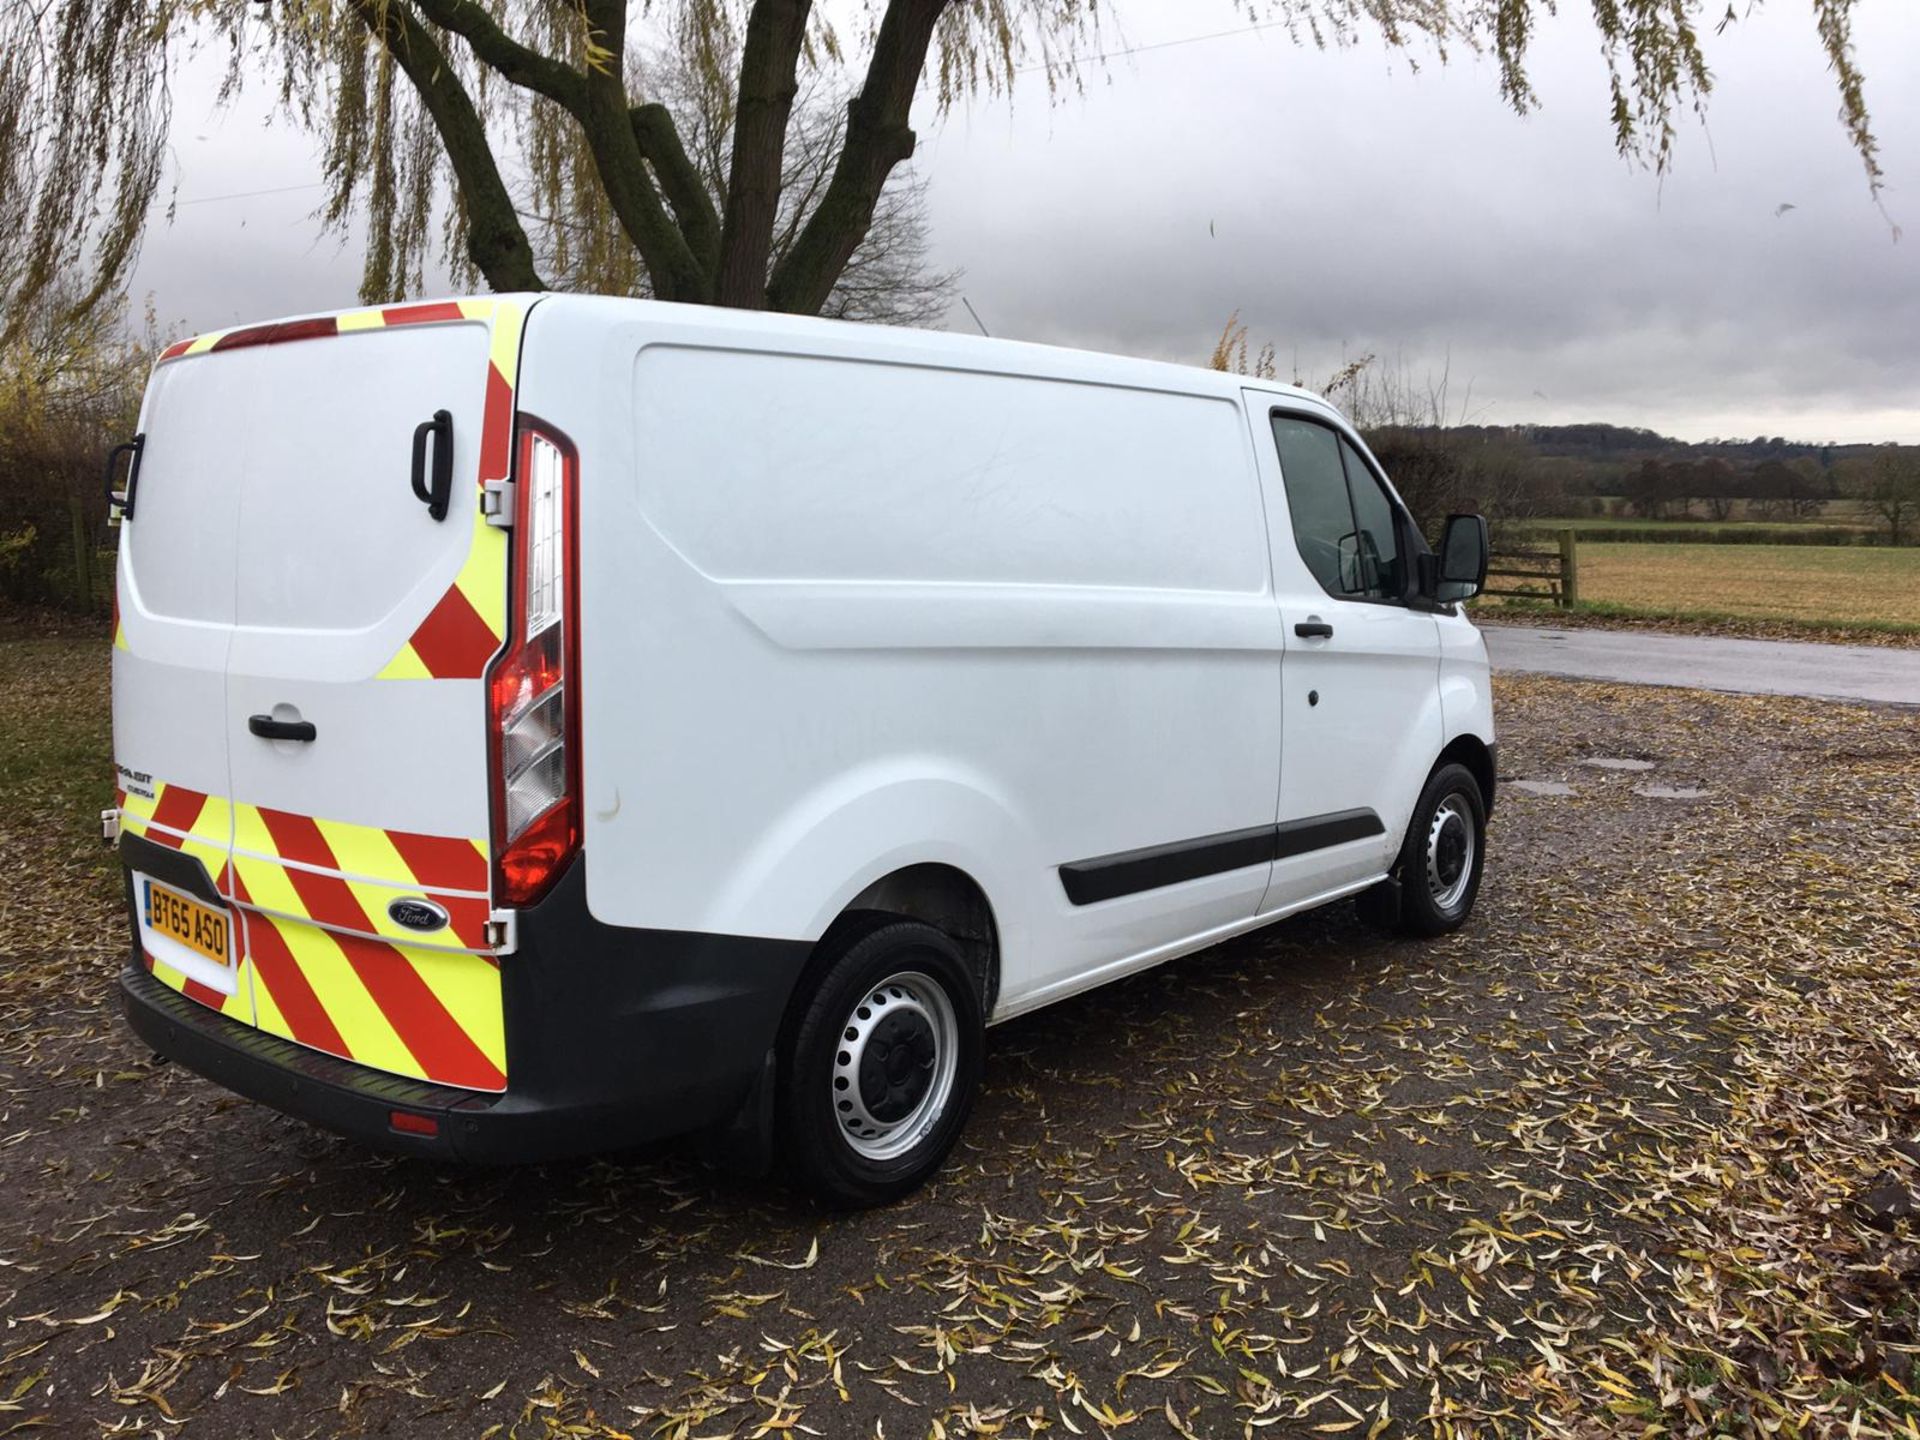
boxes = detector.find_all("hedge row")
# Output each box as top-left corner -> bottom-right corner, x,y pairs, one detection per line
1513,524 -> 1882,547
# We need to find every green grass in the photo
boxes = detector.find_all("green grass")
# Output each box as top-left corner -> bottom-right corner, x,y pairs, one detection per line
0,635 -> 118,911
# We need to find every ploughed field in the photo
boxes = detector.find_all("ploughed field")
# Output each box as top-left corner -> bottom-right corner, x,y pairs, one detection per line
3,634 -> 1919,1436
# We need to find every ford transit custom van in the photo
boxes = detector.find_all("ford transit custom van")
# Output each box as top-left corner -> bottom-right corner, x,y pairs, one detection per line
109,295 -> 1495,1205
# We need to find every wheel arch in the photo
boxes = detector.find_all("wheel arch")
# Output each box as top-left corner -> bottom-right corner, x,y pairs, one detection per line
1435,732 -> 1497,818
826,863 -> 1001,1016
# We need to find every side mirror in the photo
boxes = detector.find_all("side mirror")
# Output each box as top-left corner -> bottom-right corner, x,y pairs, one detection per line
1434,513 -> 1489,603
1336,530 -> 1381,595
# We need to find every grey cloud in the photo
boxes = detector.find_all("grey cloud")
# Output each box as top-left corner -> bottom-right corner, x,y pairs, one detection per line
128,0 -> 1919,442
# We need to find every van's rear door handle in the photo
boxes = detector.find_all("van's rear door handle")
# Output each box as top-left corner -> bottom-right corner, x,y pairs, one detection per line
410,409 -> 454,522
249,715 -> 317,743
1294,621 -> 1334,639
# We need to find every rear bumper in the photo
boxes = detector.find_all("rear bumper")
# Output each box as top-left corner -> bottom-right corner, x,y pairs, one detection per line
119,855 -> 812,1164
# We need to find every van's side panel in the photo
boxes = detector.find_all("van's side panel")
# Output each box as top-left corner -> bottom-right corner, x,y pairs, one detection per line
1437,607 -> 1496,763
519,299 -> 1284,1016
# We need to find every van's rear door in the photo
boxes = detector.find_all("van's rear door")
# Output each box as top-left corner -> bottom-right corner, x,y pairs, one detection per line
145,299 -> 530,1092
114,352 -> 246,1021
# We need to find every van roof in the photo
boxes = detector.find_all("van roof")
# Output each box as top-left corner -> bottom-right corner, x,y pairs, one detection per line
160,292 -> 1337,412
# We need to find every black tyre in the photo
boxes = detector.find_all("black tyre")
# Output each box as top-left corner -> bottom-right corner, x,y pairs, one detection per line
775,919 -> 983,1207
1365,762 -> 1487,937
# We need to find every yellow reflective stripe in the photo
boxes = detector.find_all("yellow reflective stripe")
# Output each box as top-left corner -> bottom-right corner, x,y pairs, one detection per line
177,834 -> 228,884
313,815 -> 412,886
147,954 -> 187,993
246,952 -> 290,1038
375,642 -> 432,681
195,795 -> 233,846
230,840 -> 305,919
478,300 -> 524,389
231,803 -> 274,859
336,308 -> 387,332
451,516 -> 508,641
121,784 -> 160,824
184,331 -> 222,355
274,917 -> 422,1077
113,621 -> 128,650
402,945 -> 507,1075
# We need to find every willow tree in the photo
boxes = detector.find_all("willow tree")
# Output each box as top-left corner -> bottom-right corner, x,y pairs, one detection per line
0,0 -> 1886,340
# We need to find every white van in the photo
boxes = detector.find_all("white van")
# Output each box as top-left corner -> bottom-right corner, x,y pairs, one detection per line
109,295 -> 1495,1205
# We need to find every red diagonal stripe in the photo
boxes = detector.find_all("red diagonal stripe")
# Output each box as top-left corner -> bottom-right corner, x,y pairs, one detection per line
406,584 -> 500,679
181,977 -> 227,1011
240,903 -> 350,1058
480,362 -> 512,482
387,830 -> 488,893
160,339 -> 192,361
383,301 -> 466,327
255,807 -> 338,871
251,811 -> 500,1084
437,893 -> 491,949
333,933 -> 505,1090
149,784 -> 211,835
256,810 -> 378,933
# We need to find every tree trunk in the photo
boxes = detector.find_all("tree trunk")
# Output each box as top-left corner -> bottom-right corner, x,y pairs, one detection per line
715,0 -> 814,308
767,0 -> 950,316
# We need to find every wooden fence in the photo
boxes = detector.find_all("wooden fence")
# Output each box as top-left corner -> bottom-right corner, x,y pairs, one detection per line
1483,527 -> 1580,608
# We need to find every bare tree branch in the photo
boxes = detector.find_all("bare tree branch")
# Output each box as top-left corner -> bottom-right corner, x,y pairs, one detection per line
406,0 -> 589,115
348,0 -> 544,292
767,0 -> 949,315
630,103 -> 722,274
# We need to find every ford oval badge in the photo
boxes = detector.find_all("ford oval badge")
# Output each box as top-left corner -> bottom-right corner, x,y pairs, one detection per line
388,897 -> 450,933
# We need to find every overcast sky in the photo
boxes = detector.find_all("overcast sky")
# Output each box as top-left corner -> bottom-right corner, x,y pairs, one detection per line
130,0 -> 1919,443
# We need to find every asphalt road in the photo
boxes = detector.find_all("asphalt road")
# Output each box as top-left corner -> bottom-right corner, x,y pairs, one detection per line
1484,622 -> 1920,705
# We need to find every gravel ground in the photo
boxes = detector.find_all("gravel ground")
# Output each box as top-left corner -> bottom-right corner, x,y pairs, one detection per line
2,641 -> 1919,1438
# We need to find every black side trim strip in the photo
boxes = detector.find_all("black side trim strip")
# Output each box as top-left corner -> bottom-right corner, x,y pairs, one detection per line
1058,808 -> 1386,906
1273,807 -> 1386,860
1060,825 -> 1275,907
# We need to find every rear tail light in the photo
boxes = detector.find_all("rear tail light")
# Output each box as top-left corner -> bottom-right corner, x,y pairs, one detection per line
486,419 -> 580,907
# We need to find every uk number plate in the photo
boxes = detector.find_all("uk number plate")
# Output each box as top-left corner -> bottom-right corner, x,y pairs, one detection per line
145,880 -> 231,968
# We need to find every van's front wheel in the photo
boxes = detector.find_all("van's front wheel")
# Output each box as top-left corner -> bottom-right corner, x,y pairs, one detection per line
776,921 -> 983,1207
1362,762 -> 1488,937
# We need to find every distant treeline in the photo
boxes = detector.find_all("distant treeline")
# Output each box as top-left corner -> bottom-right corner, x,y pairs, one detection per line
1368,424 -> 1919,542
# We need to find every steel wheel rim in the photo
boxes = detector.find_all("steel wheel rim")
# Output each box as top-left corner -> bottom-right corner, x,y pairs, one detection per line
831,970 -> 958,1162
1425,794 -> 1476,912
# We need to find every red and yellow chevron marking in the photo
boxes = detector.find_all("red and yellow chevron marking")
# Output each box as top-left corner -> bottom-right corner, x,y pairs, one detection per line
116,780 -> 505,1089
376,300 -> 520,681
118,779 -> 232,896
231,802 -> 491,951
228,801 -> 505,1091
154,297 -> 523,684
240,903 -> 506,1092
117,780 -> 253,1019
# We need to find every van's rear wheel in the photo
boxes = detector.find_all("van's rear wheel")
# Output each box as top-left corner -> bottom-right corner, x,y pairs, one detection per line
776,920 -> 982,1207
1361,762 -> 1487,937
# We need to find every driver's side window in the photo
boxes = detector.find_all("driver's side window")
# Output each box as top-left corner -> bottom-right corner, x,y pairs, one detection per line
1270,414 -> 1404,602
